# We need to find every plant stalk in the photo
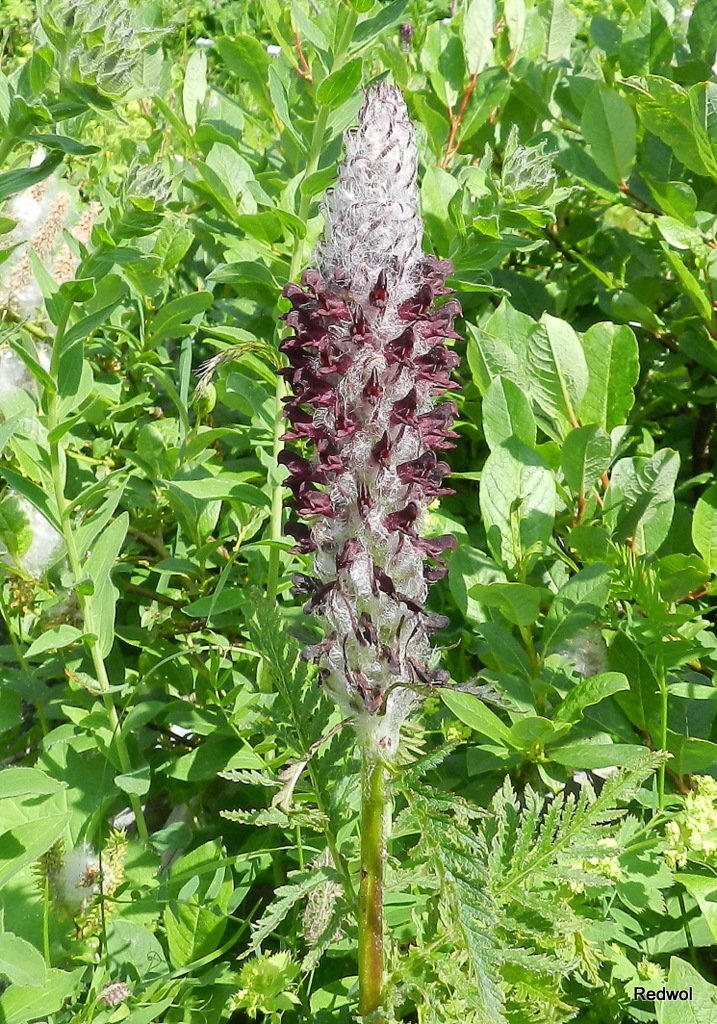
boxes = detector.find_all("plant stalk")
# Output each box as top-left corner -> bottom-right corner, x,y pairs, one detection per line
358,752 -> 386,1020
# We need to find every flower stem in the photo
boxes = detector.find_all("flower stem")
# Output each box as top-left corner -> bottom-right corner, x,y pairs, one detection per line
358,752 -> 385,1020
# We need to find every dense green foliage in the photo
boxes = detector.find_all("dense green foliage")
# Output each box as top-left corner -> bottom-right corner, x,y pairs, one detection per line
3,0 -> 717,1021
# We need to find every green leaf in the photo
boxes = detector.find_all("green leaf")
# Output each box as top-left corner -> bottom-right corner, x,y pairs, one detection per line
687,0 -> 717,65
466,314 -> 529,397
0,933 -> 46,988
0,70 -> 10,125
540,0 -> 577,61
480,439 -> 556,569
31,133 -> 99,155
0,151 -> 63,203
463,0 -> 495,75
84,513 -> 128,659
107,920 -> 167,979
168,473 -> 270,507
609,631 -> 661,735
635,76 -> 717,180
581,83 -> 636,186
678,876 -> 717,945
0,767 -> 66,799
25,625 -> 84,657
668,735 -> 717,775
300,164 -> 337,199
161,741 -> 262,781
656,958 -> 717,1024
267,65 -> 305,152
544,563 -> 612,650
560,425 -> 611,497
528,314 -> 588,433
482,376 -> 536,451
619,2 -> 672,78
316,59 -> 363,109
506,716 -> 555,751
352,0 -> 409,48
214,34 -> 271,116
469,582 -> 541,627
0,469 -> 60,532
692,483 -> 717,572
0,968 -> 83,1024
660,245 -> 712,321
115,765 -> 151,797
441,689 -> 512,746
0,813 -> 71,889
148,292 -> 213,346
604,449 -> 680,553
549,741 -> 652,769
183,49 -> 208,129
553,673 -> 629,725
579,322 -> 639,431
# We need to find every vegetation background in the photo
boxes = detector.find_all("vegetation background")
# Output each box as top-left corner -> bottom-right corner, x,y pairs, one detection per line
2,0 -> 717,1021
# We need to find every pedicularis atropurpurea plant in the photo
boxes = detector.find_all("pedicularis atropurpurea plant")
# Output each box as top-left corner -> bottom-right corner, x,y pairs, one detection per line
279,82 -> 460,1015
6,2 -> 717,1023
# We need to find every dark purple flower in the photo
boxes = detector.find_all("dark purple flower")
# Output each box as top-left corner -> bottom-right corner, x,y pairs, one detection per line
279,84 -> 461,759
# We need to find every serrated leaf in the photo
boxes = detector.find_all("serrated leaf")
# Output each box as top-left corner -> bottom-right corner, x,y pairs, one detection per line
248,868 -> 343,950
657,958 -> 717,1024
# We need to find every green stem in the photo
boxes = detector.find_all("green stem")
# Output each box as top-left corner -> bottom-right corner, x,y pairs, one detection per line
656,641 -> 667,811
358,752 -> 386,1021
0,131 -> 20,167
678,889 -> 699,970
47,306 -> 149,842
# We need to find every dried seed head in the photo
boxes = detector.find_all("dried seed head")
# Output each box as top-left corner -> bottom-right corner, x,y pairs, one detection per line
281,85 -> 460,760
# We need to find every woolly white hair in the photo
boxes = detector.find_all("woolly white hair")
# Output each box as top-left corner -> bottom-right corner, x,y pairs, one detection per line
0,492 -> 63,579
317,83 -> 423,318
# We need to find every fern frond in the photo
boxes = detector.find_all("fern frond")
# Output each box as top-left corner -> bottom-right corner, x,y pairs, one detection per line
219,768 -> 279,787
246,866 -> 344,953
302,895 -> 349,971
411,790 -> 507,1024
492,751 -> 668,900
247,592 -> 327,753
397,740 -> 459,787
220,806 -> 328,829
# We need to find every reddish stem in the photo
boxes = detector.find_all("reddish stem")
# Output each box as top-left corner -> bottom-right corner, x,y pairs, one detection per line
442,73 -> 478,167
